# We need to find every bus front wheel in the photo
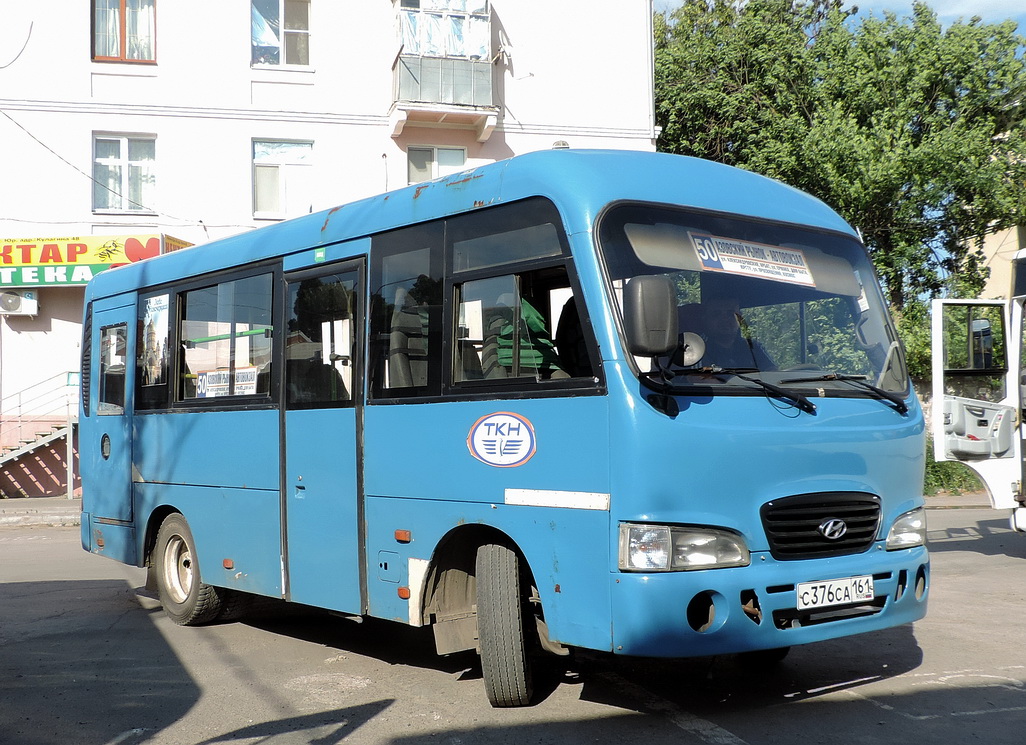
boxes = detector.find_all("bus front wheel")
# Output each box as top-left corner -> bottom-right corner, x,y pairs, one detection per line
154,513 -> 223,626
476,542 -> 534,707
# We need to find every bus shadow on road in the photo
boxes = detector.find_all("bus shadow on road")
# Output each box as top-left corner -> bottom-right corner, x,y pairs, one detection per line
0,579 -> 199,745
235,599 -> 928,715
243,607 -> 481,677
573,622 -> 924,711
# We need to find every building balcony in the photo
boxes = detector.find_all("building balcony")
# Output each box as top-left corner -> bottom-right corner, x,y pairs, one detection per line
391,55 -> 498,142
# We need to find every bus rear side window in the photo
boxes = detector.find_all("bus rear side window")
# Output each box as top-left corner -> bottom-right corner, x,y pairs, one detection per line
98,323 -> 127,415
369,222 -> 444,399
178,273 -> 274,400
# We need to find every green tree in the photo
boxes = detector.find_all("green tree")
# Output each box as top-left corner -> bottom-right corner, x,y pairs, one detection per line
655,0 -> 1026,311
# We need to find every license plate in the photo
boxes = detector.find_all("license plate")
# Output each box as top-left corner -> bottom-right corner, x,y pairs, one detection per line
796,575 -> 874,610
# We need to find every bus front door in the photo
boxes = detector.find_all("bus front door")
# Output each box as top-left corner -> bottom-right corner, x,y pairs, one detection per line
282,261 -> 364,612
931,298 -> 1026,529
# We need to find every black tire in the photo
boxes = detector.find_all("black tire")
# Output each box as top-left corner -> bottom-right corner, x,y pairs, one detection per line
153,513 -> 223,626
476,542 -> 533,707
215,589 -> 252,622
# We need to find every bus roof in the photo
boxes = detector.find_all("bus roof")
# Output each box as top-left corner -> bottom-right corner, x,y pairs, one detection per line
86,149 -> 856,299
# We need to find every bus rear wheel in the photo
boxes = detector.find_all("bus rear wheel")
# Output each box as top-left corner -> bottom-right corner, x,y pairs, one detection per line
476,542 -> 534,707
154,513 -> 223,626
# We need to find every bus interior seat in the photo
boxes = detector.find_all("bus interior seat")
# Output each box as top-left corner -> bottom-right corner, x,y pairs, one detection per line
456,338 -> 484,380
389,286 -> 430,388
286,357 -> 348,404
555,296 -> 591,377
480,312 -> 510,379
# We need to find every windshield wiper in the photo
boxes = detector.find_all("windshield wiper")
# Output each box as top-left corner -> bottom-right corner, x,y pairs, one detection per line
780,373 -> 909,415
642,366 -> 817,414
693,366 -> 817,415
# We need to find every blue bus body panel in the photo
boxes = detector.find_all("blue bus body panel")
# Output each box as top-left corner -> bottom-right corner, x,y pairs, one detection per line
610,546 -> 928,657
133,411 -> 279,490
82,517 -> 137,565
363,395 -> 611,502
363,495 -> 613,651
284,407 -> 361,613
129,410 -> 281,594
134,482 -> 283,597
363,393 -> 612,648
606,367 -> 926,544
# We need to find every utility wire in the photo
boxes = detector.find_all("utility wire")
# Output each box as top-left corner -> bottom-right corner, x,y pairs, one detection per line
0,21 -> 32,70
0,108 -> 207,233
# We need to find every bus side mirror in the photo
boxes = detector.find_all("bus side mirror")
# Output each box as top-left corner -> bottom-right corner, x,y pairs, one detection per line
624,275 -> 678,357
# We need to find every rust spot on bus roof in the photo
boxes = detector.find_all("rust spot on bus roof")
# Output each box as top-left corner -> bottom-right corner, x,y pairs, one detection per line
414,184 -> 431,199
320,205 -> 343,233
446,173 -> 484,188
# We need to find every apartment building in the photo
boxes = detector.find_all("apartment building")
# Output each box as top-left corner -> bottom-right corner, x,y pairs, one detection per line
0,1 -> 657,494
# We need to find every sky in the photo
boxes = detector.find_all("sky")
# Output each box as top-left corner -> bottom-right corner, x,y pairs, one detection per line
652,0 -> 1026,32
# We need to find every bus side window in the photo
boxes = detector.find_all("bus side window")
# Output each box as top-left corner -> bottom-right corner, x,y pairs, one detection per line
177,273 -> 274,401
454,268 -> 591,383
98,323 -> 128,415
285,272 -> 357,407
369,222 -> 444,399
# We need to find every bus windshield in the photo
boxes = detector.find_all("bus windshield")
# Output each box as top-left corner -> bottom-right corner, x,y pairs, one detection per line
599,204 -> 908,395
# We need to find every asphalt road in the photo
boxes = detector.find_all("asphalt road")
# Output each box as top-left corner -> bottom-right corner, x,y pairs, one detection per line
1,508 -> 1023,745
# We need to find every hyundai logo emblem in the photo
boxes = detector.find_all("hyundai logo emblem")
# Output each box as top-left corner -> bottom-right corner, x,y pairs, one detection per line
818,518 -> 848,540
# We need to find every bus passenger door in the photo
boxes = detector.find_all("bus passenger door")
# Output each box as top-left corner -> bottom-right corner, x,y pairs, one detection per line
282,261 -> 364,612
83,298 -> 136,525
931,299 -> 1024,522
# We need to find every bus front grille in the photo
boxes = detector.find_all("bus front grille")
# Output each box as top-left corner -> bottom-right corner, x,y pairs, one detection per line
760,492 -> 881,560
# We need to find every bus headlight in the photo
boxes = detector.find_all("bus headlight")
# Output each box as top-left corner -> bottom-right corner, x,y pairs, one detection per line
886,507 -> 927,550
618,523 -> 751,571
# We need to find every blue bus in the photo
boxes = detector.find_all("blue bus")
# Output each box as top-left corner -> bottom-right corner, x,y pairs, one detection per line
80,149 -> 929,707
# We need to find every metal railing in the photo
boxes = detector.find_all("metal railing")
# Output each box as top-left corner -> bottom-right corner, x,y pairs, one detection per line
0,371 -> 80,499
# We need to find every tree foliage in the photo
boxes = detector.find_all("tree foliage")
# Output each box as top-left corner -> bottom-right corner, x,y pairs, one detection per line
655,0 -> 1026,311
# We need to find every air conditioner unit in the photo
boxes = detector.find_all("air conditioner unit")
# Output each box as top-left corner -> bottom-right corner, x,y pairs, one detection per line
0,289 -> 39,316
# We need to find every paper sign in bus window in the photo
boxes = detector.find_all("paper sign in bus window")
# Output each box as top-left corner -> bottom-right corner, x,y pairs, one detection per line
690,232 -> 815,287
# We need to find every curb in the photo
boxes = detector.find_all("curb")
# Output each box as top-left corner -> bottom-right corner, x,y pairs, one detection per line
0,499 -> 82,528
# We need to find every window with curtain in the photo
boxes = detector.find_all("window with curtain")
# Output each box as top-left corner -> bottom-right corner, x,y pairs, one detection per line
253,140 -> 313,219
93,135 -> 156,213
252,0 -> 310,66
398,0 -> 489,59
93,0 -> 156,62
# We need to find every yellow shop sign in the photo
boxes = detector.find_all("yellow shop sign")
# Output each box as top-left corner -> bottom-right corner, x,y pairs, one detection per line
0,234 -> 192,287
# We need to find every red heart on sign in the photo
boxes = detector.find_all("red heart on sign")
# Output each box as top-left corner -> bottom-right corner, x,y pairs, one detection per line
125,237 -> 161,263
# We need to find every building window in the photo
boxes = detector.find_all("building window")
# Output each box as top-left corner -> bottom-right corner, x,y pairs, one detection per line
93,135 -> 156,213
408,147 -> 466,184
93,0 -> 156,62
252,0 -> 310,66
398,0 -> 489,59
253,140 -> 313,219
